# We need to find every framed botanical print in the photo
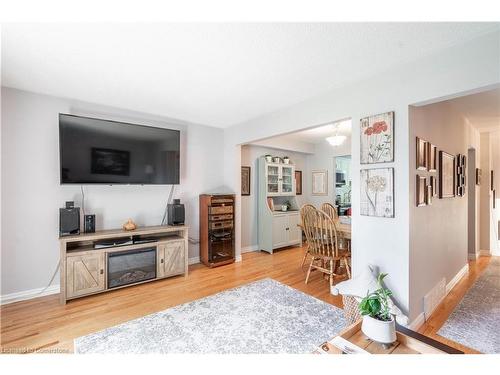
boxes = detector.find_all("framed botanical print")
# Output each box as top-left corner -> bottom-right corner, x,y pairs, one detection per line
427,143 -> 437,172
416,137 -> 427,170
295,170 -> 302,195
416,175 -> 427,207
360,168 -> 394,218
439,151 -> 455,198
360,111 -> 394,164
312,170 -> 328,196
241,166 -> 251,196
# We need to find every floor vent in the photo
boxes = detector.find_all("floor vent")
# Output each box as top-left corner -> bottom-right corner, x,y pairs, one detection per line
423,278 -> 446,321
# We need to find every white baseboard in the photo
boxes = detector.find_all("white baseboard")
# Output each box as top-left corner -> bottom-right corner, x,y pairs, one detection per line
1,285 -> 60,305
408,312 -> 425,331
468,252 -> 479,260
235,255 -> 242,262
241,245 -> 260,253
446,263 -> 469,295
188,256 -> 200,265
479,249 -> 491,257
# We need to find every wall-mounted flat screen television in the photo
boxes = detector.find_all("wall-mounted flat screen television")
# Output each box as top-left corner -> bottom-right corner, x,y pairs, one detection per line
59,114 -> 180,184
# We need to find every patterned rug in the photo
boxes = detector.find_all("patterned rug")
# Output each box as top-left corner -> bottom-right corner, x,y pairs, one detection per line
74,278 -> 346,353
438,257 -> 500,353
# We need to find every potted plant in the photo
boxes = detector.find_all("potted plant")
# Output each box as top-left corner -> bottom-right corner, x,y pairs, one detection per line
283,156 -> 290,164
359,273 -> 396,345
265,154 -> 273,163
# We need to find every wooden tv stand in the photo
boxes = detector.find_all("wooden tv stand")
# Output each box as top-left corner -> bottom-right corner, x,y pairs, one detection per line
59,225 -> 188,304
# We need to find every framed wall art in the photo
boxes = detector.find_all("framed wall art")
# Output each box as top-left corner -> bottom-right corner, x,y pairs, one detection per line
416,175 -> 427,207
426,184 -> 433,205
241,166 -> 251,196
360,168 -> 394,218
312,170 -> 328,196
295,170 -> 303,195
430,175 -> 437,197
439,151 -> 455,198
360,111 -> 394,164
427,143 -> 437,172
416,137 -> 427,170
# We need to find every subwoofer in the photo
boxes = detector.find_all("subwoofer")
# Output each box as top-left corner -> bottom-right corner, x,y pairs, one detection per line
60,205 -> 80,236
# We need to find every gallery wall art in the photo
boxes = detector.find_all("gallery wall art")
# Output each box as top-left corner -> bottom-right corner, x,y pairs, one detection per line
360,111 -> 394,164
416,175 -> 427,207
360,168 -> 394,218
427,143 -> 437,172
456,154 -> 466,197
439,151 -> 455,198
416,137 -> 427,170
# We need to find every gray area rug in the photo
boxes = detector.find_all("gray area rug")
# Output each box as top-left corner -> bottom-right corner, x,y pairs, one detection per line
74,278 -> 346,353
438,258 -> 500,353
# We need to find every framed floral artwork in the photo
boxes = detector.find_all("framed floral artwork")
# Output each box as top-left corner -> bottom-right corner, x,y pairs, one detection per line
360,111 -> 394,164
360,168 -> 394,218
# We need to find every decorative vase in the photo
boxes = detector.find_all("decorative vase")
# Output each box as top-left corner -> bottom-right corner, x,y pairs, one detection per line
122,219 -> 137,231
361,315 -> 396,345
283,157 -> 290,164
272,157 -> 281,163
265,155 -> 273,163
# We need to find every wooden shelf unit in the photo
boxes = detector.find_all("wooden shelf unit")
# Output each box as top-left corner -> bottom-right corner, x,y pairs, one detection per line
59,225 -> 189,304
199,194 -> 235,268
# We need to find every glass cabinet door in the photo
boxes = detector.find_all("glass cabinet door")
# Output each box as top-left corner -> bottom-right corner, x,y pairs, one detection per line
267,165 -> 279,194
281,166 -> 294,194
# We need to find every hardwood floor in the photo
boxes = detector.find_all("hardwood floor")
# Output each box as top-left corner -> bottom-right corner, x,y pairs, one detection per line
417,255 -> 492,354
0,246 -> 492,354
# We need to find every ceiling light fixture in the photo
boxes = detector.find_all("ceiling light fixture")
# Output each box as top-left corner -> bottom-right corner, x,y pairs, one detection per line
326,123 -> 346,146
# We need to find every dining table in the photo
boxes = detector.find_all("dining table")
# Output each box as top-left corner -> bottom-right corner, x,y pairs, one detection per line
297,219 -> 351,242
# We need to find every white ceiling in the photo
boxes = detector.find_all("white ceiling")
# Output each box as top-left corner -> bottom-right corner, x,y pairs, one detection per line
2,23 -> 499,128
449,88 -> 500,132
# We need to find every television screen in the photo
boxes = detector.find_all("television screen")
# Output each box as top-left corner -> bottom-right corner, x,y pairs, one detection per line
59,114 -> 180,184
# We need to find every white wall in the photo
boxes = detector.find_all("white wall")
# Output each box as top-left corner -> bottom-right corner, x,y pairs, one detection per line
1,87 -> 225,297
224,30 -> 500,321
409,102 -> 478,322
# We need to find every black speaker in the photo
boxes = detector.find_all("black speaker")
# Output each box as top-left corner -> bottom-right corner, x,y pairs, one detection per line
84,214 -> 96,233
60,206 -> 80,236
167,199 -> 185,226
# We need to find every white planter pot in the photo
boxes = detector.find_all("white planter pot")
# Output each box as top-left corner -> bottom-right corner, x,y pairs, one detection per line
361,315 -> 396,344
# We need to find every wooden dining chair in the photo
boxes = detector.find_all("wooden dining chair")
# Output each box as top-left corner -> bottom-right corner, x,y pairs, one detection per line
299,204 -> 317,269
321,202 -> 338,221
302,208 -> 351,286
321,202 -> 350,253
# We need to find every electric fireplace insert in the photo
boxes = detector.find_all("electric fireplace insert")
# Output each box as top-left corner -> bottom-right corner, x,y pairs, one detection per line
108,247 -> 156,288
